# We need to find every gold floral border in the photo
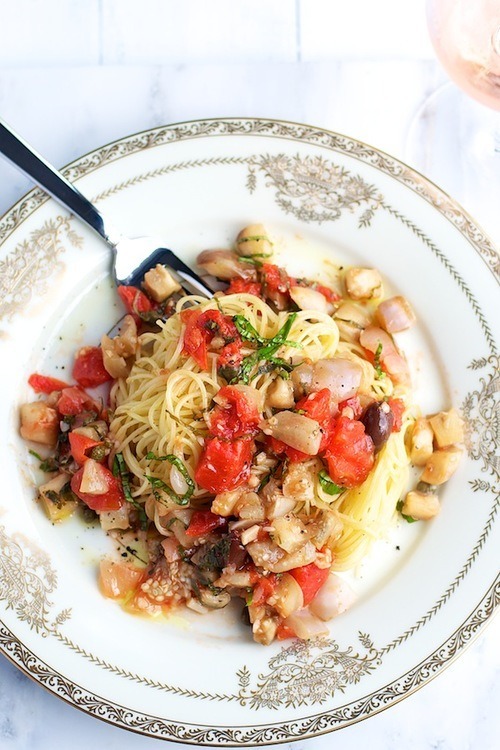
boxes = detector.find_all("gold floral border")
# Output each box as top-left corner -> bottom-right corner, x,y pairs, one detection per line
1,573 -> 497,744
1,118 -> 498,278
0,216 -> 83,325
0,119 -> 498,743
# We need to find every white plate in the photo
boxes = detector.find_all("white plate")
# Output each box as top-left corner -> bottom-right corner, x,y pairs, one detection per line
0,118 -> 498,745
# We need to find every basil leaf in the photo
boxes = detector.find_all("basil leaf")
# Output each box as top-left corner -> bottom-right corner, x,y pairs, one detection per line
234,313 -> 302,384
237,235 -> 272,245
233,315 -> 266,345
318,470 -> 344,495
113,453 -> 148,529
29,449 -> 59,473
396,499 -> 417,523
145,452 -> 194,506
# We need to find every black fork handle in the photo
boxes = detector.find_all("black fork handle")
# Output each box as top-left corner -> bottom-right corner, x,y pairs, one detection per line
0,119 -> 114,246
0,119 -> 214,298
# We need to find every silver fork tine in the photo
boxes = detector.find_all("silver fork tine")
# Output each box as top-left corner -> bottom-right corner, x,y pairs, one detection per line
124,247 -> 213,298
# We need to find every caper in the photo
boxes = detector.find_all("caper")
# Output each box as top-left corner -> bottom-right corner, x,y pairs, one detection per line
416,481 -> 438,495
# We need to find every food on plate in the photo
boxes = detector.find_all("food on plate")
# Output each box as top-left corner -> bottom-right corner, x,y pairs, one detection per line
20,224 -> 464,645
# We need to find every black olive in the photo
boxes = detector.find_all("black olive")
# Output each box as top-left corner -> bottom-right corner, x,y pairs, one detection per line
362,402 -> 394,449
241,603 -> 252,627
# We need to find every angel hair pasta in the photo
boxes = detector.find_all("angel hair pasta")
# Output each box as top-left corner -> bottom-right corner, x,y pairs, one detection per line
20,223 -> 464,645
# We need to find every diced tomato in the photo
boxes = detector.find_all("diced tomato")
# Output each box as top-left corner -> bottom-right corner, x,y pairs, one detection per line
267,436 -> 309,463
296,388 -> 333,428
261,263 -> 292,295
290,563 -> 330,606
181,308 -> 240,371
208,385 -> 260,439
68,432 -> 103,465
98,559 -> 146,599
296,388 -> 334,451
226,278 -> 261,296
261,262 -> 296,308
70,463 -> 124,511
57,387 -> 96,416
388,398 -> 405,432
323,416 -> 374,488
117,285 -> 153,315
252,574 -> 277,606
199,309 -> 239,342
28,373 -> 70,394
185,510 -> 227,537
338,395 -> 363,419
276,622 -> 296,640
195,437 -> 254,494
314,283 -> 340,303
181,308 -> 209,369
217,340 -> 243,370
73,346 -> 112,388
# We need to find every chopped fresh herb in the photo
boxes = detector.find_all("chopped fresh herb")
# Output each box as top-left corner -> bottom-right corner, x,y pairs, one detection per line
257,471 -> 272,493
396,499 -> 417,523
255,356 -> 296,378
233,313 -> 302,384
137,297 -> 177,325
318,470 -> 344,495
233,316 -> 266,345
29,449 -> 60,473
236,234 -> 273,246
40,457 -> 59,473
245,588 -> 254,606
113,453 -> 148,529
165,410 -> 205,436
374,342 -> 385,379
238,256 -> 263,267
144,452 -> 195,506
60,482 -> 78,504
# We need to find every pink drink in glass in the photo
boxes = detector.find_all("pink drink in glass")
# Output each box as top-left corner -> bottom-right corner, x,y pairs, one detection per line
427,0 -> 500,111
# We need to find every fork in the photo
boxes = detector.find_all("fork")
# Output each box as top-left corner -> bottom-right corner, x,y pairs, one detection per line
0,119 -> 213,298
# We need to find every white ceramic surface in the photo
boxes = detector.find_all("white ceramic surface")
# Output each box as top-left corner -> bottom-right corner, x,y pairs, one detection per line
0,119 -> 498,745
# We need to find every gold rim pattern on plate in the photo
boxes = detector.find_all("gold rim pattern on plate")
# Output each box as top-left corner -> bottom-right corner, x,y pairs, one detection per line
0,575 -> 497,744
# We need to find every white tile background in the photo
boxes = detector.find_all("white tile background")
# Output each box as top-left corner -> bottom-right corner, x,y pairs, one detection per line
0,1 -> 499,749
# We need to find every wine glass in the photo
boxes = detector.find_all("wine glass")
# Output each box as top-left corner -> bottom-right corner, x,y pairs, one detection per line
427,0 -> 500,111
407,0 -> 500,242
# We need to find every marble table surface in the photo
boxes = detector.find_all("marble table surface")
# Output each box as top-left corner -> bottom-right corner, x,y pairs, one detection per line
0,2 -> 498,749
